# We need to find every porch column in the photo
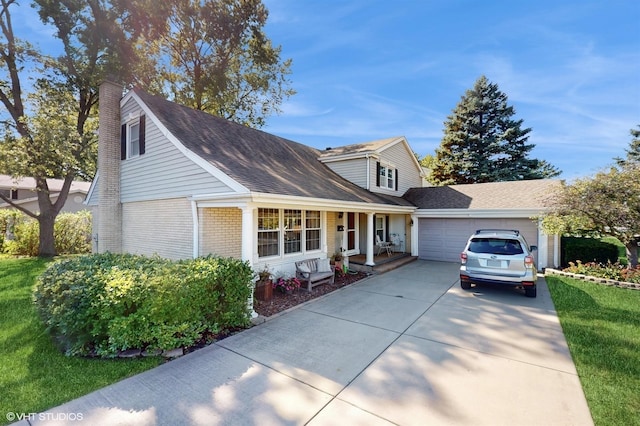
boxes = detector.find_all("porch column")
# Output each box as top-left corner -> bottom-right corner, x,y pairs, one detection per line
240,205 -> 257,319
410,214 -> 419,256
191,200 -> 199,258
365,212 -> 375,266
537,218 -> 548,269
240,206 -> 255,262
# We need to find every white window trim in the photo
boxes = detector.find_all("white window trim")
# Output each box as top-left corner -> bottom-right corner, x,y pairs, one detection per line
258,208 -> 324,259
342,211 -> 360,256
127,119 -> 141,159
379,164 -> 396,190
375,215 -> 387,241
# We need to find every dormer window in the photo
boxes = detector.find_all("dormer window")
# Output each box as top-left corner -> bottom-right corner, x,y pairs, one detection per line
377,162 -> 397,190
121,115 -> 146,160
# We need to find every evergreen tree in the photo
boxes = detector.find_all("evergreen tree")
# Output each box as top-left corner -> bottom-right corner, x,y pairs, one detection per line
614,125 -> 640,169
430,75 -> 560,185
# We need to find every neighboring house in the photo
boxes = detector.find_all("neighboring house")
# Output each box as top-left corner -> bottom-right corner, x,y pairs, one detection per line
87,81 -> 561,279
0,175 -> 91,213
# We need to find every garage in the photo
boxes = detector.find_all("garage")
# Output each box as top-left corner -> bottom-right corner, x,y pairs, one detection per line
418,218 -> 538,263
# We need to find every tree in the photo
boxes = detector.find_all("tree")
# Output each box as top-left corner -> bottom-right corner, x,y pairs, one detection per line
0,0 -> 166,256
541,129 -> 640,267
429,75 -> 560,185
615,125 -> 640,169
1,0 -> 291,256
135,0 -> 294,128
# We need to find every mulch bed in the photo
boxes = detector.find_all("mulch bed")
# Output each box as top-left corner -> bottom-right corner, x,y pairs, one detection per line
177,271 -> 369,358
254,271 -> 370,317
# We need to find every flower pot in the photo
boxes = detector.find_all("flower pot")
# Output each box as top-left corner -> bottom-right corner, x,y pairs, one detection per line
255,279 -> 273,301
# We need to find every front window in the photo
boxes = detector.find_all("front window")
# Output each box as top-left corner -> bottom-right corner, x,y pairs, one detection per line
129,121 -> 140,158
305,210 -> 321,251
258,208 -> 279,257
379,164 -> 396,189
284,209 -> 302,254
375,215 -> 386,241
258,208 -> 322,258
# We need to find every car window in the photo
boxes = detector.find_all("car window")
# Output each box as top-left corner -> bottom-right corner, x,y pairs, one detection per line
468,238 -> 524,255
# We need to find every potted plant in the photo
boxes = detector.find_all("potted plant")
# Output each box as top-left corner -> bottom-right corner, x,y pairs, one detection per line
332,251 -> 344,274
254,266 -> 273,301
273,276 -> 301,294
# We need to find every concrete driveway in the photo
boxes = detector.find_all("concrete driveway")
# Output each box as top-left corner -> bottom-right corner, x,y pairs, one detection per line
23,261 -> 593,425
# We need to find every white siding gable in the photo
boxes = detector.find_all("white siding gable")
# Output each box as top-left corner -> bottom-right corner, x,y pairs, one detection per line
119,95 -> 247,203
324,157 -> 369,189
322,137 -> 423,194
371,139 -> 423,196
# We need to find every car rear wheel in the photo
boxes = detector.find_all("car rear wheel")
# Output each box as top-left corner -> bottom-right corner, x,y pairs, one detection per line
524,286 -> 537,298
460,279 -> 471,290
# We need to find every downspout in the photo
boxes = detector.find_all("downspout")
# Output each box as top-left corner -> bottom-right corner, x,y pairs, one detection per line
366,154 -> 370,190
191,200 -> 199,258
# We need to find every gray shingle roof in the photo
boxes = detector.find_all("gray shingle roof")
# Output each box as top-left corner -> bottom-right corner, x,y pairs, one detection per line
135,89 -> 414,207
403,179 -> 560,210
319,136 -> 402,159
0,175 -> 90,192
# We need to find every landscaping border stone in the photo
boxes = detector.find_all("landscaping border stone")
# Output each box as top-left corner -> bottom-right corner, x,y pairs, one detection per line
545,268 -> 640,290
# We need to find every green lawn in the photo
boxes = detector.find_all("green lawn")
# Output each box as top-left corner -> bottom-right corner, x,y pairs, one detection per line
547,275 -> 640,426
3,256 -> 639,425
0,257 -> 161,425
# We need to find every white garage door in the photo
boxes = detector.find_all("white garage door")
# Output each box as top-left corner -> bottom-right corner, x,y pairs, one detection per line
418,218 -> 538,262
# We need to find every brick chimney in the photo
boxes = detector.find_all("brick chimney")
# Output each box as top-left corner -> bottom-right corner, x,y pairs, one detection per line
97,79 -> 123,253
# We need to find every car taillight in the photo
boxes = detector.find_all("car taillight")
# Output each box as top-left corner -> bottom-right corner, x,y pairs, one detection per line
524,255 -> 534,268
461,252 -> 467,264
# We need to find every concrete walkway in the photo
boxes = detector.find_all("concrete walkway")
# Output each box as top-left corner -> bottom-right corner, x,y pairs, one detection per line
20,261 -> 593,425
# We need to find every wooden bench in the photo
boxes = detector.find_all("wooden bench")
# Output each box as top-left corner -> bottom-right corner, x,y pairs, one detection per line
295,258 -> 335,292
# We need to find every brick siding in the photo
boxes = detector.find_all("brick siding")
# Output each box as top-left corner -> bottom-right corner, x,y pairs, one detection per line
199,207 -> 242,258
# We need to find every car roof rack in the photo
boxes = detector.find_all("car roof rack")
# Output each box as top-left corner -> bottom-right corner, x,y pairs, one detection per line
475,229 -> 519,236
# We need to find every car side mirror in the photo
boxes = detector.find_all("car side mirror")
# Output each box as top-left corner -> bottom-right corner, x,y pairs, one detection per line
530,245 -> 538,251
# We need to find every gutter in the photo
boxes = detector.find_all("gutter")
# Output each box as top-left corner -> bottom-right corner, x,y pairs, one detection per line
189,191 -> 416,214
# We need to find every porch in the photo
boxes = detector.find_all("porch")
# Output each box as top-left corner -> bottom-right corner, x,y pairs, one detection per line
348,252 -> 417,274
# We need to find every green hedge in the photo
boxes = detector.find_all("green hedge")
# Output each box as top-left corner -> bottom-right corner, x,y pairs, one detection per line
33,253 -> 253,357
0,210 -> 20,251
561,236 -> 620,267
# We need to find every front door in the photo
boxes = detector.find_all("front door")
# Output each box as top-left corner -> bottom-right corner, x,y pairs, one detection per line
346,212 -> 357,251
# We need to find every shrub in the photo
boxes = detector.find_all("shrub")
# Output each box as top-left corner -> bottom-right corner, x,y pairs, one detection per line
34,253 -> 253,357
55,211 -> 92,254
0,209 -> 23,252
561,236 -> 620,267
4,218 -> 39,256
564,260 -> 640,283
1,210 -> 92,256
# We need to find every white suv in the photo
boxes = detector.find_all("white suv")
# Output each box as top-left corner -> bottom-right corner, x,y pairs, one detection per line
460,229 -> 538,297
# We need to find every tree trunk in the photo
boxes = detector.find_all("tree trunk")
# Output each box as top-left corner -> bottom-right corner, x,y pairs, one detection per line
38,212 -> 56,257
35,174 -> 74,257
626,241 -> 639,269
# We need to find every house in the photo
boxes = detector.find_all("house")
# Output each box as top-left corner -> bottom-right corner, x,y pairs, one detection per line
87,80 -> 561,279
0,175 -> 91,213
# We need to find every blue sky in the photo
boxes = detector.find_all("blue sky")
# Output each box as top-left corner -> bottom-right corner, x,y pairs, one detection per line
14,1 -> 640,181
261,0 -> 640,180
